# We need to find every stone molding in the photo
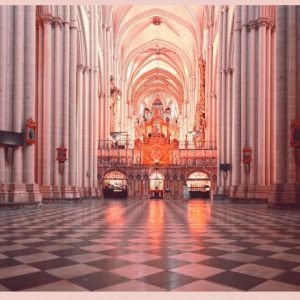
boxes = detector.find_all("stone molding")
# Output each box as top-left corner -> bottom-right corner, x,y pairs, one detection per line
77,64 -> 84,71
37,14 -> 53,26
53,16 -> 63,28
226,67 -> 234,75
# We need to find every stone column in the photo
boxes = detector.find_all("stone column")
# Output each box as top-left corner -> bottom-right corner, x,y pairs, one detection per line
231,6 -> 241,197
275,7 -> 287,185
287,6 -> 297,183
265,23 -> 272,187
102,23 -> 107,141
52,17 -> 62,198
89,7 -> 95,195
221,7 -> 227,190
89,82 -> 94,195
24,6 -> 41,203
257,18 -> 267,194
240,6 -> 248,190
205,27 -> 211,143
209,20 -> 216,146
104,25 -> 111,141
37,19 -> 43,186
207,27 -> 212,143
41,13 -> 53,198
12,6 -> 25,190
93,68 -> 99,196
270,26 -> 276,185
248,20 -> 257,193
99,93 -> 105,140
226,67 -> 233,188
83,67 -> 89,196
270,6 -> 288,205
216,7 -> 223,193
87,66 -> 93,193
62,6 -> 71,198
0,7 -> 7,194
121,78 -> 127,133
296,6 -> 300,183
69,5 -> 78,198
76,65 -> 84,196
94,11 -> 99,195
211,93 -> 216,146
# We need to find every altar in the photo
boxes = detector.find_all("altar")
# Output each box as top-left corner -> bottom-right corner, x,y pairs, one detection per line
134,105 -> 179,165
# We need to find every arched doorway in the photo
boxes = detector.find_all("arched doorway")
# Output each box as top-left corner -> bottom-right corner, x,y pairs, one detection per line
103,171 -> 127,199
186,171 -> 211,199
149,171 -> 164,199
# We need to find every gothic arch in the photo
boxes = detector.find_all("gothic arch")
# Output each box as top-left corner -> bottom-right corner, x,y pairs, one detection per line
114,7 -> 200,55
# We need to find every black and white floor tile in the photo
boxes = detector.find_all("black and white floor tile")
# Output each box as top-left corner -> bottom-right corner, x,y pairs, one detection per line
0,199 -> 300,291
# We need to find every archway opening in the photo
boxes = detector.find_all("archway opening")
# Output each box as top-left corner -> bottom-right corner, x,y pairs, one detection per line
186,171 -> 211,199
103,171 -> 128,199
149,171 -> 164,199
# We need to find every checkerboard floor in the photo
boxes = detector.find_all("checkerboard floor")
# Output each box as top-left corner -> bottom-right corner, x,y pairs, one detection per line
0,198 -> 300,291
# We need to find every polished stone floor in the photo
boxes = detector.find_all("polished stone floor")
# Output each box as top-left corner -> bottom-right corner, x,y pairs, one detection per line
0,198 -> 300,291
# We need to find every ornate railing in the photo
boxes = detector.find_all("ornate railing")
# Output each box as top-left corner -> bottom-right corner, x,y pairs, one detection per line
98,139 -> 217,168
98,139 -> 217,150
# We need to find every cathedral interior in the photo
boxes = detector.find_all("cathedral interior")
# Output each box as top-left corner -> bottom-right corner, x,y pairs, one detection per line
0,4 -> 300,292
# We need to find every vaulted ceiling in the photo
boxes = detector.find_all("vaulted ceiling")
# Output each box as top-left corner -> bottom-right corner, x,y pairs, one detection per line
112,5 -> 206,114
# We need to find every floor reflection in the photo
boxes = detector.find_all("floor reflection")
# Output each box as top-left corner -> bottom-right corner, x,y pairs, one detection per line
187,200 -> 211,236
147,200 -> 164,245
1,199 -> 300,291
104,201 -> 125,227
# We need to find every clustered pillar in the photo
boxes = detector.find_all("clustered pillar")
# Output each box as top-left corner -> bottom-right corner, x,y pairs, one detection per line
0,6 -> 42,204
35,5 -> 100,201
216,5 -> 300,205
269,6 -> 300,206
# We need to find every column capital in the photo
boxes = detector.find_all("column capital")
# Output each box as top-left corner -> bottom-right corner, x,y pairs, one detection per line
226,67 -> 234,74
83,66 -> 89,72
70,19 -> 78,30
241,23 -> 248,31
77,64 -> 84,71
207,21 -> 213,28
271,23 -> 276,32
234,20 -> 242,32
53,17 -> 63,28
267,21 -> 275,31
256,18 -> 271,28
37,14 -> 53,26
102,23 -> 111,31
247,21 -> 257,31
